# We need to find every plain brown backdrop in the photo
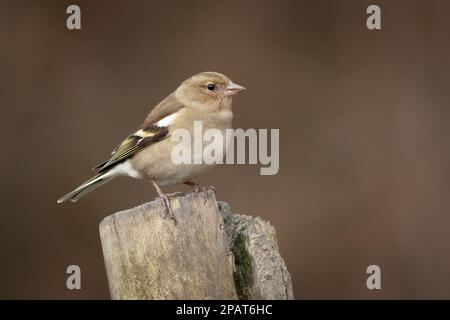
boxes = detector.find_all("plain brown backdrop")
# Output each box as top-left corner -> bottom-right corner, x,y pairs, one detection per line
1,0 -> 450,299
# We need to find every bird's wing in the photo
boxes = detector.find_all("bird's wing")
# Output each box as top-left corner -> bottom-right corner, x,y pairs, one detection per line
93,94 -> 185,172
93,125 -> 169,172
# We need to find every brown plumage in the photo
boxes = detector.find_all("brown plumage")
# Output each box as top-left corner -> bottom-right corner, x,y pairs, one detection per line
57,72 -> 246,222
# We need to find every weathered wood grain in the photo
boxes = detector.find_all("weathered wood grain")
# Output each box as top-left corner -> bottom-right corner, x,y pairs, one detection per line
100,189 -> 236,299
100,189 -> 293,300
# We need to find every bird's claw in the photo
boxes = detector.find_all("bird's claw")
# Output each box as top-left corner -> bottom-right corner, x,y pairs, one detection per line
193,185 -> 215,194
191,185 -> 215,205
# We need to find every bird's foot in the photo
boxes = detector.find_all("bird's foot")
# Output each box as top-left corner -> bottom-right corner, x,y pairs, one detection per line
184,182 -> 215,205
160,193 -> 177,225
185,181 -> 215,194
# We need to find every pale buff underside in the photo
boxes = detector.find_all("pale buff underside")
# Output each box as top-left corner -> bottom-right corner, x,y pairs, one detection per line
129,106 -> 233,186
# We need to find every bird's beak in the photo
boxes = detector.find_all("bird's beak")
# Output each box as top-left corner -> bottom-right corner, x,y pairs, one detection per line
225,82 -> 246,96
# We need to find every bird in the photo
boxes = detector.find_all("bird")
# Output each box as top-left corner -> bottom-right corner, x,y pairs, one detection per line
57,72 -> 246,223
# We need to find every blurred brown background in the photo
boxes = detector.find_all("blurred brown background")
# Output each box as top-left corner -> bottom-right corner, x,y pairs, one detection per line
1,0 -> 450,299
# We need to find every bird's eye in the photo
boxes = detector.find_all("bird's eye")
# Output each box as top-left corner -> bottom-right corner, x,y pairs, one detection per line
207,83 -> 216,91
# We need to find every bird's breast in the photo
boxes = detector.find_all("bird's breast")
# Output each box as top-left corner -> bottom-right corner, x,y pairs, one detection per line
130,126 -> 230,186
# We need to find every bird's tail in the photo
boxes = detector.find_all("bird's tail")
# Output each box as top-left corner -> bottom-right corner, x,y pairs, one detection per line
57,171 -> 115,203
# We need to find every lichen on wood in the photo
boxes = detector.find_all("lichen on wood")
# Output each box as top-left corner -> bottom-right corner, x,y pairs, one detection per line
218,201 -> 294,300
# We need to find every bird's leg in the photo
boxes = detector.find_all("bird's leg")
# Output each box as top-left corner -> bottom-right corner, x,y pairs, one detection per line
151,179 -> 177,225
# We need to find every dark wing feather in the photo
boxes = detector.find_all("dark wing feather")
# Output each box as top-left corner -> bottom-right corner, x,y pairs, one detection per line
93,93 -> 185,172
92,160 -> 108,171
94,125 -> 168,173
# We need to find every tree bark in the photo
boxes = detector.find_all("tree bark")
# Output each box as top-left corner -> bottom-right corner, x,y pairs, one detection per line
99,189 -> 293,300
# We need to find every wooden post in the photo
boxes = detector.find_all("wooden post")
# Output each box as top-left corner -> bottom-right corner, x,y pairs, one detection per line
219,202 -> 294,300
99,189 -> 293,300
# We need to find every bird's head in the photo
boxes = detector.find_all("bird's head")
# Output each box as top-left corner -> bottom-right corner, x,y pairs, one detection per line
175,72 -> 246,109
